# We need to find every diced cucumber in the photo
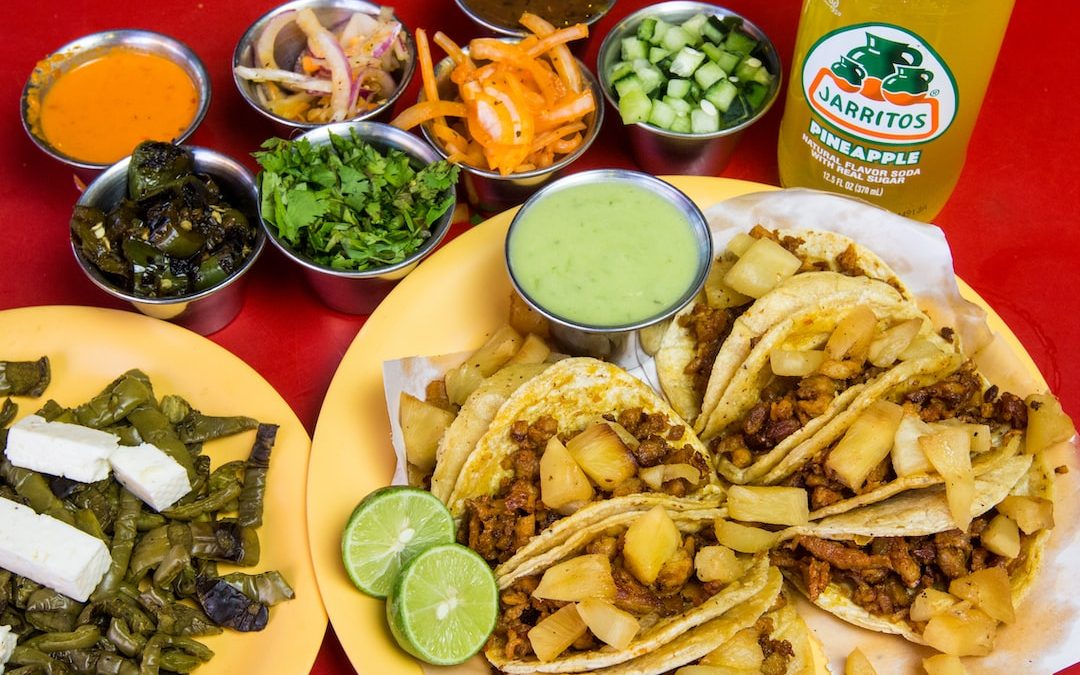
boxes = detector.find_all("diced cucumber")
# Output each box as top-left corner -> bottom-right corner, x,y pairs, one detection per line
701,42 -> 723,63
666,78 -> 692,99
637,17 -> 657,42
634,62 -> 665,94
613,74 -> 644,98
669,47 -> 706,77
671,114 -> 693,133
680,13 -> 709,40
691,105 -> 720,133
714,49 -> 741,74
702,16 -> 727,45
618,88 -> 652,124
609,61 -> 634,81
663,96 -> 692,115
720,15 -> 744,32
724,29 -> 758,55
621,37 -> 648,61
704,78 -> 738,112
648,46 -> 671,64
650,18 -> 672,45
648,98 -> 677,129
722,94 -> 751,125
694,61 -> 727,90
662,26 -> 693,52
734,56 -> 770,86
744,81 -> 770,109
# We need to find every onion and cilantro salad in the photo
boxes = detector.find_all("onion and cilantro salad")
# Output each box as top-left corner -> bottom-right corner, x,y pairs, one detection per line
255,129 -> 459,272
608,12 -> 776,133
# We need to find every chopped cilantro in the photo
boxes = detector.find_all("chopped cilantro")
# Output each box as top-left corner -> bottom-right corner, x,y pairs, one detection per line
254,129 -> 459,271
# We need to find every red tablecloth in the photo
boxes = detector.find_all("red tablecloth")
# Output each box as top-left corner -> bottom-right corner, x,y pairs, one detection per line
2,1 -> 1077,673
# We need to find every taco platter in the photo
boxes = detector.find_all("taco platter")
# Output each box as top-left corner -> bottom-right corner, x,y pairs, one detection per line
319,185 -> 1077,674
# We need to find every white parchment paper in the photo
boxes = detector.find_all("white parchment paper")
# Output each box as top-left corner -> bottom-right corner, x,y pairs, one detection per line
381,188 -> 1079,674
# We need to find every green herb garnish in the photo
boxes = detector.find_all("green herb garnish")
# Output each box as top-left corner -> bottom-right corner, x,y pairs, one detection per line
255,130 -> 459,271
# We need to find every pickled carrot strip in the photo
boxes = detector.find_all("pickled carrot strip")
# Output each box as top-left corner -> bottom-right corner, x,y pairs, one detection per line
519,12 -> 581,93
390,100 -> 466,130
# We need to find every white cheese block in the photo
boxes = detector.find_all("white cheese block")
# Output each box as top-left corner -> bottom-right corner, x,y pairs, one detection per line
0,497 -> 111,603
0,624 -> 15,673
109,443 -> 191,512
5,414 -> 118,483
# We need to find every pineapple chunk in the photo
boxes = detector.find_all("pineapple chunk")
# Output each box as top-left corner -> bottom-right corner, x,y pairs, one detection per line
714,519 -> 779,553
995,495 -> 1054,534
727,486 -> 809,526
770,348 -> 826,377
445,326 -> 523,405
1025,393 -> 1076,455
919,427 -> 975,531
576,598 -> 639,650
699,627 -> 763,668
528,603 -> 587,662
845,647 -> 878,675
540,437 -> 595,514
949,567 -> 1015,624
909,588 -> 960,622
705,257 -> 752,309
981,513 -> 1021,558
867,318 -> 923,368
606,421 -> 640,451
639,463 -> 702,491
398,393 -> 455,472
923,654 -> 969,675
623,506 -> 681,585
726,232 -> 756,257
639,318 -> 671,356
826,400 -> 904,489
722,238 -> 801,299
566,423 -> 637,491
534,554 -> 616,602
892,412 -> 936,477
509,291 -> 551,338
825,305 -> 877,362
922,605 -> 997,657
507,333 -> 551,365
694,545 -> 746,584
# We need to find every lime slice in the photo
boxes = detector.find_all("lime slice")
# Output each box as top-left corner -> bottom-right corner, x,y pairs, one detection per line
341,486 -> 455,598
386,543 -> 499,665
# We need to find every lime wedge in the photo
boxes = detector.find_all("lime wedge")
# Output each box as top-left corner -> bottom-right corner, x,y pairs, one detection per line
341,486 -> 455,598
387,543 -> 499,665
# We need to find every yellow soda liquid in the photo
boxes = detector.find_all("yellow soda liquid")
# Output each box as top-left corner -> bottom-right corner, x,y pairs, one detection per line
777,0 -> 1015,220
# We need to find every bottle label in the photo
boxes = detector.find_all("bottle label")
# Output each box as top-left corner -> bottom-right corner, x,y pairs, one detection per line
801,23 -> 957,146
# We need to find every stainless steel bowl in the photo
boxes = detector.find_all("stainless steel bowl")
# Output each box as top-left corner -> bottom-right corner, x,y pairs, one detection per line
258,120 -> 456,314
72,148 -> 265,335
597,1 -> 781,175
453,0 -> 614,43
233,0 -> 416,130
21,30 -> 210,174
420,47 -> 604,216
505,170 -> 712,369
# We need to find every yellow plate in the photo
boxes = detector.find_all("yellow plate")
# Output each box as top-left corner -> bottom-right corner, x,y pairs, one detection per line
305,176 -> 1043,674
0,305 -> 327,675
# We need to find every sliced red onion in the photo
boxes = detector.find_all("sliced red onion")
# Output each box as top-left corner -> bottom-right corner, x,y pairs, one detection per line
356,66 -> 396,98
255,10 -> 296,69
234,66 -> 333,94
371,22 -> 402,59
340,12 -> 378,45
295,8 -> 353,121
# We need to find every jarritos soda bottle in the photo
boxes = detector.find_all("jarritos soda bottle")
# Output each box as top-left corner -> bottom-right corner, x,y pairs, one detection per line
777,0 -> 1015,220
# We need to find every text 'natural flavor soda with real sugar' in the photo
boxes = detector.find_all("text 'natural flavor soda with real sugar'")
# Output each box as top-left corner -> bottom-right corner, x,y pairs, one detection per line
777,0 -> 1015,221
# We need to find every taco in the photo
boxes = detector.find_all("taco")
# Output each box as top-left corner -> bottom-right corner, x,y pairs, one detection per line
697,286 -> 958,485
770,451 -> 1053,653
656,225 -> 910,427
487,504 -> 776,673
590,578 -> 817,675
775,360 -> 1034,520
444,357 -> 722,570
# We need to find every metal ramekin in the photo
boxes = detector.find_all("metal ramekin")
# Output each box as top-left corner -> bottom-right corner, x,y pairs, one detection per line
21,30 -> 211,175
596,1 -> 782,175
505,169 -> 712,369
72,148 -> 265,335
257,120 -> 457,314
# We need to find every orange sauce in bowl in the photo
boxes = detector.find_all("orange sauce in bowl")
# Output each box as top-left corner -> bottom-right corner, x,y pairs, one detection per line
40,47 -> 199,164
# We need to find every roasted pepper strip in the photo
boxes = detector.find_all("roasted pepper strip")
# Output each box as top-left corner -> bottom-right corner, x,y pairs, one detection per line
238,424 -> 277,527
0,357 -> 51,397
127,403 -> 196,481
1,397 -> 16,427
175,410 -> 258,444
94,489 -> 142,601
23,624 -> 101,652
0,456 -> 75,525
74,370 -> 153,428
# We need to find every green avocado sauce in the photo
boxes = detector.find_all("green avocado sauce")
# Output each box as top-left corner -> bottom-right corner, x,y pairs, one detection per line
508,181 -> 700,327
